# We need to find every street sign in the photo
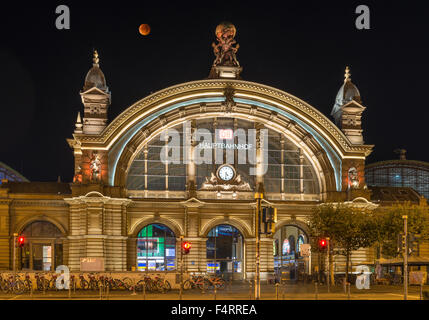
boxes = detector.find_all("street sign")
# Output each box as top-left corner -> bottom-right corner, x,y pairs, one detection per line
80,257 -> 105,271
301,244 -> 311,257
409,271 -> 426,285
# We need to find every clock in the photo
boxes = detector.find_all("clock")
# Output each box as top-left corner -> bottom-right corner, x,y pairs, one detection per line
217,165 -> 235,182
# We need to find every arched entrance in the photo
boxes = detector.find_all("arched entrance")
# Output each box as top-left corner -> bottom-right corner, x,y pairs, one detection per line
206,224 -> 243,280
19,220 -> 65,271
136,223 -> 176,271
273,225 -> 309,282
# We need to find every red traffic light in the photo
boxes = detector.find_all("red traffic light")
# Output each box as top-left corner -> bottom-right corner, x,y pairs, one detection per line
182,241 -> 191,254
18,236 -> 25,247
319,238 -> 327,249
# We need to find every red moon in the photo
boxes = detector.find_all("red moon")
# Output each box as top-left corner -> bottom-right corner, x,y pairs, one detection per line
139,24 -> 150,36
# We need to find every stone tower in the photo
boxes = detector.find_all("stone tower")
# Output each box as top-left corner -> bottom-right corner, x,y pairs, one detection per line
80,50 -> 111,135
331,66 -> 366,145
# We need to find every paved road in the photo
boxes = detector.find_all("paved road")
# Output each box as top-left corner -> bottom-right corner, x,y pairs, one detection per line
1,283 -> 427,300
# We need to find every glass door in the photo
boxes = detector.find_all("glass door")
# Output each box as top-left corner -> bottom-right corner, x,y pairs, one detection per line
32,244 -> 52,271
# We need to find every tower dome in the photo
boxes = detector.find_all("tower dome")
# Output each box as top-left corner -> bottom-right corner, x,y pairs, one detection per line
83,50 -> 107,92
331,66 -> 361,124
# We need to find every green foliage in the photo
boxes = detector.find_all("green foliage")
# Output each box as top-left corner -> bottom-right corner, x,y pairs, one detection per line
375,202 -> 429,258
308,204 -> 377,254
308,203 -> 379,279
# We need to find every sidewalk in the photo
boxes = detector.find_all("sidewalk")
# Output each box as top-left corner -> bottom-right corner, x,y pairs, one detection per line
1,283 -> 427,300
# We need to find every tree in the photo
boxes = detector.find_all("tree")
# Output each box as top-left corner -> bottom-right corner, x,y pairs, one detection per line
308,204 -> 378,283
375,201 -> 429,258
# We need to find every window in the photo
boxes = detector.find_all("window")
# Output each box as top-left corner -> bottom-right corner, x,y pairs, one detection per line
206,225 -> 243,276
19,220 -> 64,271
126,119 -> 321,195
137,224 -> 176,271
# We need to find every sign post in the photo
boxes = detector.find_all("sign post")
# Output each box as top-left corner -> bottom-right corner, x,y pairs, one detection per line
180,235 -> 183,300
12,233 -> 17,282
403,215 -> 408,300
254,191 -> 262,300
326,237 -> 330,293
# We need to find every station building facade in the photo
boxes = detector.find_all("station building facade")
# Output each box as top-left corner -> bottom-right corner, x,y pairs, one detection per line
1,24 -> 392,279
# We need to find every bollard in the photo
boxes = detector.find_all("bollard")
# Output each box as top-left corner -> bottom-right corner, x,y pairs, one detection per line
106,283 -> 109,301
201,279 -> 206,294
347,282 -> 351,300
131,278 -> 137,296
282,282 -> 286,300
275,283 -> 279,300
99,284 -> 103,300
143,281 -> 146,300
315,282 -> 318,300
421,283 -> 423,301
30,281 -> 33,300
214,286 -> 217,300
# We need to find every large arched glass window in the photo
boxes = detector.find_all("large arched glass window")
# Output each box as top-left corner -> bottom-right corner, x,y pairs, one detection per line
126,118 -> 321,196
20,220 -> 64,271
136,224 -> 176,271
206,224 -> 243,278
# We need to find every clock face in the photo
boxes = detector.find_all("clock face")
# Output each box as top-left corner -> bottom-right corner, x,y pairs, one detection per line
218,165 -> 234,181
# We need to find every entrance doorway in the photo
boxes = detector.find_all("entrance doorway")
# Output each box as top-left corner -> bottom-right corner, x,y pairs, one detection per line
206,224 -> 243,280
19,220 -> 64,271
273,225 -> 309,282
136,223 -> 176,272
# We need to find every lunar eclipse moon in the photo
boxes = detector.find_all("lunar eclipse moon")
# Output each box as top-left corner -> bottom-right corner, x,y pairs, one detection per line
139,24 -> 150,36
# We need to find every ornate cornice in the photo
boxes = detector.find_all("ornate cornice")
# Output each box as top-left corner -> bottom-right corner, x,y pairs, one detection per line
11,200 -> 68,208
70,79 -> 373,157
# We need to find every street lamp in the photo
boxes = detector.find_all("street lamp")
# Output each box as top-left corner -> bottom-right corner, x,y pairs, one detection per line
402,215 -> 408,300
254,186 -> 264,300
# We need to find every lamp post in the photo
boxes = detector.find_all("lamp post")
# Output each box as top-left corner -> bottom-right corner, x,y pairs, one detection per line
180,235 -> 184,300
402,215 -> 408,300
12,233 -> 17,282
326,237 -> 330,293
254,190 -> 263,300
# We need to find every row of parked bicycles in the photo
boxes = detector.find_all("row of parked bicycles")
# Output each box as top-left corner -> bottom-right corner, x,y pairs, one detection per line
0,272 -> 172,295
183,274 -> 227,291
0,272 -> 227,295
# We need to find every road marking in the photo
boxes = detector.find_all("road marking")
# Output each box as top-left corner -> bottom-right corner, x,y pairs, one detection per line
387,293 -> 420,299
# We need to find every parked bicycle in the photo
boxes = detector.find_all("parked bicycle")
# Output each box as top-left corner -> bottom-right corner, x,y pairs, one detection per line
183,275 -> 208,291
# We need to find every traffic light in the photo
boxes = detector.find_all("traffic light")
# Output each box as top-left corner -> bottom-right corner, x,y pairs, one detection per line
397,233 -> 417,256
319,238 -> 327,250
182,241 -> 191,255
408,233 -> 417,255
261,207 -> 277,234
17,235 -> 25,248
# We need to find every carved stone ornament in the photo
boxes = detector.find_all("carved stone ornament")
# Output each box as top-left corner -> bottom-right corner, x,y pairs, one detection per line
73,166 -> 83,184
90,153 -> 102,182
200,172 -> 252,192
212,22 -> 240,67
348,167 -> 359,189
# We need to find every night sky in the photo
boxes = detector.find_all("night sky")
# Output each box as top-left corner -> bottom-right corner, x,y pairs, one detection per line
1,1 -> 428,182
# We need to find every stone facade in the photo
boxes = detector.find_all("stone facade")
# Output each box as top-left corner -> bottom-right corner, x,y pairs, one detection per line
4,42 -> 405,279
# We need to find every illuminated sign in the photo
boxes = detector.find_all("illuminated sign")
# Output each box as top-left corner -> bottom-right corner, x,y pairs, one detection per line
197,142 -> 253,150
80,257 -> 105,271
218,129 -> 233,140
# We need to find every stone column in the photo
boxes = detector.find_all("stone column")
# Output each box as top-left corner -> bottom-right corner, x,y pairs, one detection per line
244,237 -> 274,280
180,198 -> 205,273
185,120 -> 197,198
65,192 -> 131,271
0,197 -> 11,270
